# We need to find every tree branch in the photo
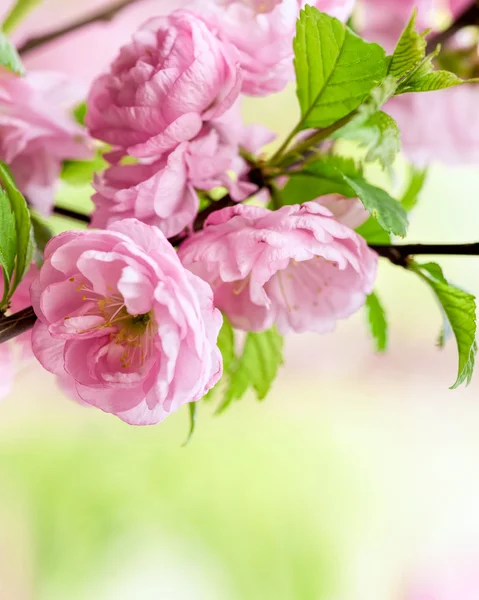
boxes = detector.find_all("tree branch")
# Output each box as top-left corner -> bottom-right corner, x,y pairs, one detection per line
54,206 -> 90,223
2,242 -> 479,344
17,0 -> 141,55
370,242 -> 479,267
0,307 -> 37,344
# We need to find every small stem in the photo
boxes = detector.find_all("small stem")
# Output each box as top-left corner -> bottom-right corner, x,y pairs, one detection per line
268,126 -> 300,166
267,182 -> 282,210
270,112 -> 356,169
17,0 -> 141,55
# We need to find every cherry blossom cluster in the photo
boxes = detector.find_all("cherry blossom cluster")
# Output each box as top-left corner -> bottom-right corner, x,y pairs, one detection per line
0,0 -> 478,426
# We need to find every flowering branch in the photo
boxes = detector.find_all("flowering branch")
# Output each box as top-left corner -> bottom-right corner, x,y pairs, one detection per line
2,241 -> 479,344
3,0 -> 479,419
17,0 -> 141,55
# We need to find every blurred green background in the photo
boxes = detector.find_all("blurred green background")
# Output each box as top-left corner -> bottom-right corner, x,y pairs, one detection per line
2,2 -> 479,599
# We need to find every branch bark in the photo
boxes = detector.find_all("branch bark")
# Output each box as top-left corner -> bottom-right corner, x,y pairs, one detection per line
17,0 -> 141,55
370,242 -> 479,267
54,206 -> 90,223
0,307 -> 37,344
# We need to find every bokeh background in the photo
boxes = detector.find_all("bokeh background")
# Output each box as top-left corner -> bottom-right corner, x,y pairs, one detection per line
2,1 -> 479,598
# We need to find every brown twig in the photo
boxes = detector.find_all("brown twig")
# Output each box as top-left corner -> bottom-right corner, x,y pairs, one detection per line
18,0 -> 141,55
370,242 -> 479,266
53,206 -> 90,223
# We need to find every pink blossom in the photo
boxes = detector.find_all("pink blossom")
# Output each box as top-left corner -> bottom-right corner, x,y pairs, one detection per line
317,194 -> 369,229
91,147 -> 198,239
190,0 -> 299,96
91,105 -> 273,238
30,219 -> 222,425
386,85 -> 479,165
9,265 -> 38,356
189,0 -> 354,97
86,10 -> 242,157
299,0 -> 356,22
0,71 -> 92,215
179,202 -> 377,333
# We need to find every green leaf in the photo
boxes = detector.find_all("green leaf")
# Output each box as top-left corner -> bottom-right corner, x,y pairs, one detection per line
400,65 -> 469,92
411,261 -> 477,388
218,317 -> 235,373
72,102 -> 87,127
281,156 -> 361,205
342,174 -> 408,237
0,31 -> 24,75
335,110 -> 401,168
0,188 -> 17,307
397,46 -> 477,94
333,77 -> 400,168
30,211 -> 53,265
355,217 -> 391,244
365,292 -> 388,352
203,317 -> 235,403
416,261 -> 448,284
183,403 -> 197,446
61,153 -> 107,186
217,327 -> 284,414
388,9 -> 428,79
281,156 -> 407,236
0,162 -> 35,294
400,166 -> 428,212
2,0 -> 43,35
294,5 -> 387,130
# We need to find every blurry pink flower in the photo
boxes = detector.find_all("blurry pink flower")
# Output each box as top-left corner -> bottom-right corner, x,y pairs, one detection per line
31,219 -> 222,425
406,554 -> 479,600
0,341 -> 14,401
0,71 -> 92,214
0,264 -> 38,400
190,0 -> 299,96
190,0 -> 354,96
21,1 -> 189,86
92,105 -> 273,238
358,0 -> 474,51
386,85 -> 479,165
86,10 -> 242,157
179,202 -> 377,333
300,0 -> 356,22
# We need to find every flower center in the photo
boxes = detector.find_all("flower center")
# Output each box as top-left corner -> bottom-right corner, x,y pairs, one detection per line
68,278 -> 157,370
